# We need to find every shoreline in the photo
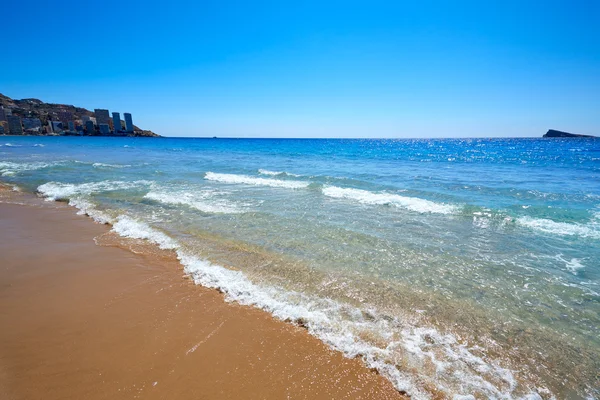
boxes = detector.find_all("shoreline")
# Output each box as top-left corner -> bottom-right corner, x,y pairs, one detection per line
0,189 -> 405,399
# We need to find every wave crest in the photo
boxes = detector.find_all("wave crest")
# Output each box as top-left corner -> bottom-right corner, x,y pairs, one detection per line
516,216 -> 600,240
144,190 -> 243,214
322,186 -> 459,214
205,172 -> 309,189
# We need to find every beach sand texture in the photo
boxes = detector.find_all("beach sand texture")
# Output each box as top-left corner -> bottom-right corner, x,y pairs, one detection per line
0,194 -> 406,400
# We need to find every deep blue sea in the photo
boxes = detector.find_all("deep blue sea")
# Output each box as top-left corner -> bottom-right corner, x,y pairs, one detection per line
1,136 -> 599,399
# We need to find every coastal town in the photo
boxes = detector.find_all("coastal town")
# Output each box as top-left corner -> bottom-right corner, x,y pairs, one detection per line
0,93 -> 159,137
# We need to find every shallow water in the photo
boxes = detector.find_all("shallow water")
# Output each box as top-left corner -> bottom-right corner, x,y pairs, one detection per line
1,136 -> 599,399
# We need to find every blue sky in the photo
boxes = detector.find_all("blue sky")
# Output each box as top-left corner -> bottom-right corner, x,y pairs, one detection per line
1,1 -> 598,138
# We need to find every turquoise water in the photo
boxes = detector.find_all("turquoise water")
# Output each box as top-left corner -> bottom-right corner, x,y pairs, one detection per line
1,136 -> 599,399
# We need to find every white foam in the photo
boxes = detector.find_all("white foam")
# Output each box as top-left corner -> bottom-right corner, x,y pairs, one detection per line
33,143 -> 45,147
552,254 -> 586,275
258,169 -> 302,177
37,180 -> 152,201
257,169 -> 282,176
516,216 -> 600,240
92,162 -> 132,169
111,216 -> 179,250
322,186 -> 459,214
54,207 -> 548,399
68,197 -> 113,224
0,161 -> 58,176
205,172 -> 309,189
144,190 -> 243,214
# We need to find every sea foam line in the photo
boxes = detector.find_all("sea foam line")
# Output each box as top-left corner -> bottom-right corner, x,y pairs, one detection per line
258,169 -> 302,177
92,162 -> 132,169
104,214 -> 544,399
37,180 -> 153,201
36,189 -> 548,399
322,185 -> 459,215
205,172 -> 309,189
0,161 -> 61,176
516,216 -> 600,240
144,190 -> 243,214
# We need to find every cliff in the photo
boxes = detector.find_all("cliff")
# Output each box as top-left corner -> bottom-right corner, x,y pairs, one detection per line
0,93 -> 160,137
543,129 -> 596,138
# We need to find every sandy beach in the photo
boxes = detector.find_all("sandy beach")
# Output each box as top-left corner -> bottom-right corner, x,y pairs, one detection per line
0,190 -> 406,400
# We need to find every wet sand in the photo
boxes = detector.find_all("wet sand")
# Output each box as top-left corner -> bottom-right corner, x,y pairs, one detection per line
0,195 -> 406,399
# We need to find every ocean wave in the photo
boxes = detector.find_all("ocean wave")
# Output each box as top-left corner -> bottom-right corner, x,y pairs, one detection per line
205,172 -> 309,189
112,216 -> 179,250
0,161 -> 59,176
37,180 -> 153,201
322,186 -> 459,214
92,162 -> 132,169
106,215 -> 539,399
552,254 -> 586,275
258,169 -> 302,177
37,189 -> 548,399
144,190 -> 244,214
516,216 -> 600,240
68,197 -> 113,224
2,143 -> 21,147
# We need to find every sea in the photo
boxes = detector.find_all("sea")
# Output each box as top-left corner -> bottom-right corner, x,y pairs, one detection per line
1,136 -> 599,399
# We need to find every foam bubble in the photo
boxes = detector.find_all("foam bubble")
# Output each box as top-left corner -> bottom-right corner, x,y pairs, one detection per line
111,216 -> 179,250
68,197 -> 113,224
0,161 -> 58,176
144,190 -> 243,214
205,172 -> 309,189
258,169 -> 282,176
322,186 -> 459,214
516,216 -> 600,240
258,169 -> 302,177
37,180 -> 153,201
92,162 -> 132,168
57,208 -> 548,399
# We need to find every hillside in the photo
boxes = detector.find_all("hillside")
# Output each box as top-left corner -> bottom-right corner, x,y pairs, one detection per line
0,93 -> 160,137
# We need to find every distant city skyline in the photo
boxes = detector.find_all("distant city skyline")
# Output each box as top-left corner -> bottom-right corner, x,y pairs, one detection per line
1,1 -> 598,138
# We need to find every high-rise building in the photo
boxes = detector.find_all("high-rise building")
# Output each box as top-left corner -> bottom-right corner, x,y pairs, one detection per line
112,112 -> 121,133
99,124 -> 110,135
0,124 -> 5,135
124,113 -> 134,133
50,121 -> 63,133
94,109 -> 110,126
0,106 -> 8,121
85,120 -> 95,135
23,117 -> 42,132
68,121 -> 75,132
7,115 -> 23,135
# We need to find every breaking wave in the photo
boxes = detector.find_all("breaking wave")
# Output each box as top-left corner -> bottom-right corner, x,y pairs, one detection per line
92,162 -> 132,169
102,214 -> 537,399
322,185 -> 459,214
144,190 -> 244,214
516,216 -> 600,240
258,169 -> 302,177
37,180 -> 153,201
205,172 -> 309,189
0,161 -> 63,176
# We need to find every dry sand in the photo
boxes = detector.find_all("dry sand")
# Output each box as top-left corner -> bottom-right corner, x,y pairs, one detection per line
0,192 -> 406,400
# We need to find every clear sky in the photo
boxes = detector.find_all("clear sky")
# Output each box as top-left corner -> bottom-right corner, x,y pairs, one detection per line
1,0 -> 598,138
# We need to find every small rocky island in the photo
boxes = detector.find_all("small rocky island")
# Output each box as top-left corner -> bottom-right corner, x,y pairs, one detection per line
543,129 -> 596,138
0,93 -> 160,137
